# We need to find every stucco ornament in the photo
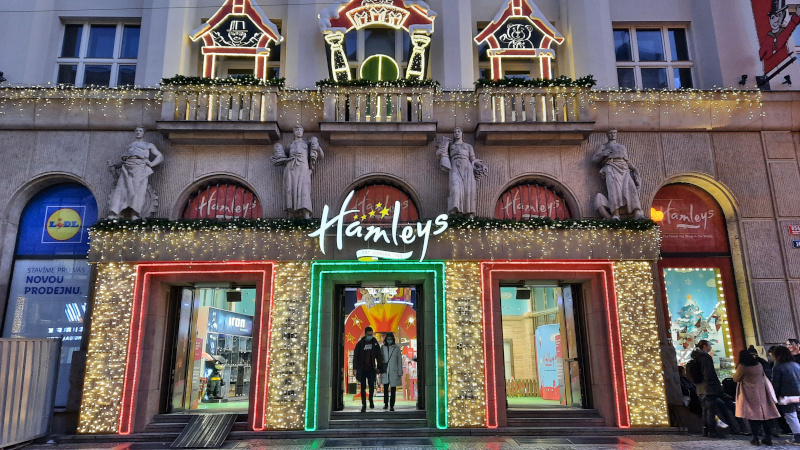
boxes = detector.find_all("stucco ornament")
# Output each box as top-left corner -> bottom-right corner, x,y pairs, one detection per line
592,129 -> 644,220
437,127 -> 488,218
271,125 -> 324,219
107,127 -> 163,220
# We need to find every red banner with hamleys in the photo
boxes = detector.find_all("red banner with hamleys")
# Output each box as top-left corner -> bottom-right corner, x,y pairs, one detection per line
651,184 -> 729,254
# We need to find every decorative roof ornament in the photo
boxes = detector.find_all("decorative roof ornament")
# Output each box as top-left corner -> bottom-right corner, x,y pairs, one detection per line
318,0 -> 437,82
474,0 -> 564,80
189,0 -> 283,80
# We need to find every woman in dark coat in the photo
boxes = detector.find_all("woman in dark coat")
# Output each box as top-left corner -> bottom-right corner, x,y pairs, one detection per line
771,346 -> 800,445
734,349 -> 780,446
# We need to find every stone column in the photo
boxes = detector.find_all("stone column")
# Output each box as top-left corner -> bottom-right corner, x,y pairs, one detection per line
560,0 -> 618,88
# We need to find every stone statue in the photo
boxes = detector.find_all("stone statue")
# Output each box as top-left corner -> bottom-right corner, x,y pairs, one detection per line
271,125 -> 324,219
592,129 -> 644,220
107,126 -> 163,220
436,127 -> 488,218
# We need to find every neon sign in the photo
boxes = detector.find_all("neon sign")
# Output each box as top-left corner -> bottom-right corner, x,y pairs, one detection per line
308,190 -> 448,262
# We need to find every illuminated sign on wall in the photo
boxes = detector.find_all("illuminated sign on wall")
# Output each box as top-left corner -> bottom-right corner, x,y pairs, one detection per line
189,0 -> 283,80
182,182 -> 262,220
318,0 -> 436,81
474,0 -> 564,80
308,190 -> 447,261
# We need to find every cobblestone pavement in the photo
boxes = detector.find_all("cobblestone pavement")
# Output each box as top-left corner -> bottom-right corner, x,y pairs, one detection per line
22,434 -> 800,450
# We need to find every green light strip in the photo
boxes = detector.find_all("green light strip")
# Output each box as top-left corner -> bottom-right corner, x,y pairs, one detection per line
304,261 -> 447,430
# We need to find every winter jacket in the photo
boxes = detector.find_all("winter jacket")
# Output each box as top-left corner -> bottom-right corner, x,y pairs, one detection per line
380,343 -> 403,387
733,363 -> 780,421
756,356 -> 773,380
353,337 -> 382,372
772,361 -> 800,404
690,348 -> 723,396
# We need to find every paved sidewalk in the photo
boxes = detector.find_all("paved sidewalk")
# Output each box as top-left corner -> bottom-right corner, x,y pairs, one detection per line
21,434 -> 800,449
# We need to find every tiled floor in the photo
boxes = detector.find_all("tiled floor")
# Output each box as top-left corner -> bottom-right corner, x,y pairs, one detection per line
23,434 -> 800,449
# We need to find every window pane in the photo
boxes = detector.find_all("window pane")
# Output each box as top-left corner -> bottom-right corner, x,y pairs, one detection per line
266,67 -> 280,79
120,25 -> 140,59
636,29 -> 665,61
504,70 -> 530,80
641,67 -> 668,89
117,65 -> 136,86
668,28 -> 690,61
402,32 -> 411,62
479,68 -> 492,80
617,68 -> 636,89
61,25 -> 83,58
57,65 -> 78,85
673,67 -> 693,89
83,65 -> 112,86
365,28 -> 395,58
87,25 -> 116,58
613,29 -> 632,61
345,31 -> 357,61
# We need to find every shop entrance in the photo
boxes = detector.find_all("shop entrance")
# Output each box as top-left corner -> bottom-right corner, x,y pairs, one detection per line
331,285 -> 424,413
499,283 -> 590,409
163,285 -> 256,414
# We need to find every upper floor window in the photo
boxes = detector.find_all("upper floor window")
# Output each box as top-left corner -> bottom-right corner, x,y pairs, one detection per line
57,22 -> 140,87
614,26 -> 692,90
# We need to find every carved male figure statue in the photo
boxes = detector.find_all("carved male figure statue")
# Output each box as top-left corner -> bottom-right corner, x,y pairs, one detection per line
271,125 -> 324,219
592,129 -> 644,220
107,126 -> 164,220
437,127 -> 488,218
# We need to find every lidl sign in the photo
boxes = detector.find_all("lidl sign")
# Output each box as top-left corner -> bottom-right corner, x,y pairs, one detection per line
42,206 -> 85,244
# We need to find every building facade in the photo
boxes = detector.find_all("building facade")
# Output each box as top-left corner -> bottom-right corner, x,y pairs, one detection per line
1,0 -> 800,436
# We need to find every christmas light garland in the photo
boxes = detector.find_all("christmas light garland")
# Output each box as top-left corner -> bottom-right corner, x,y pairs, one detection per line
162,75 -> 286,87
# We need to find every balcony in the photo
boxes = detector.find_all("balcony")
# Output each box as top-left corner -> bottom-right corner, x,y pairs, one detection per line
319,86 -> 438,147
475,87 -> 595,146
157,85 -> 281,145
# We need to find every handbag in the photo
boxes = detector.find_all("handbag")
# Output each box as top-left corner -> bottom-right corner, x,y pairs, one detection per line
381,347 -> 395,374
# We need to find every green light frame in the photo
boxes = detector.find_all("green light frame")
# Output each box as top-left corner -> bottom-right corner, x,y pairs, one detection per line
304,261 -> 447,430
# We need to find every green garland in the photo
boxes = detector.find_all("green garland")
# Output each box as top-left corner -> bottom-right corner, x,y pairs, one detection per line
91,215 -> 656,233
475,75 -> 597,89
316,78 -> 441,89
161,75 -> 286,87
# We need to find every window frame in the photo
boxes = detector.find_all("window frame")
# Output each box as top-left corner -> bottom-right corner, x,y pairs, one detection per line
614,25 -> 694,90
55,21 -> 141,87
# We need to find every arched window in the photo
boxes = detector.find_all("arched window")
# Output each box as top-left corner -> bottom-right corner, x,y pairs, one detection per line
652,183 -> 741,377
182,180 -> 262,220
495,181 -> 572,220
2,183 -> 98,407
347,182 -> 419,223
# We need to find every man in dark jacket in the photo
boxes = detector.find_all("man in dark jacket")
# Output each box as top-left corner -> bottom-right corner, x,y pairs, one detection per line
691,340 -> 727,438
353,326 -> 382,412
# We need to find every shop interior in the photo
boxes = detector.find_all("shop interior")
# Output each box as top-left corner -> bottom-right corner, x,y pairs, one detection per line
500,284 -> 585,409
335,286 -> 422,413
167,285 -> 255,414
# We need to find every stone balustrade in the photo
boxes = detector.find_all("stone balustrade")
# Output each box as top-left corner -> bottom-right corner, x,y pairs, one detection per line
321,86 -> 435,123
477,87 -> 591,124
160,85 -> 279,122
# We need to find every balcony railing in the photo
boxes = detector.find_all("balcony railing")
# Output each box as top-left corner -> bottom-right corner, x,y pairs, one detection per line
322,87 -> 434,123
160,85 -> 279,122
478,87 -> 591,124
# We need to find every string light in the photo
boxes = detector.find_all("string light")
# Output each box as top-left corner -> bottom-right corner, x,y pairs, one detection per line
264,262 -> 312,430
444,261 -> 486,428
613,261 -> 670,427
78,262 -> 137,434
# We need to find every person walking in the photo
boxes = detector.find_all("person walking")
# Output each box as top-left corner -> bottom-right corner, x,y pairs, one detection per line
772,345 -> 800,445
734,349 -> 780,446
381,332 -> 403,411
353,326 -> 383,412
690,339 -> 728,438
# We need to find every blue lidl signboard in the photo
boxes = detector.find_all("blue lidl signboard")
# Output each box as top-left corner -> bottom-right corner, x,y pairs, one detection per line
16,185 -> 97,257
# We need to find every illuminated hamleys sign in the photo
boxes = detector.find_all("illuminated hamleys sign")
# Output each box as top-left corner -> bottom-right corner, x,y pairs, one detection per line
309,190 -> 448,262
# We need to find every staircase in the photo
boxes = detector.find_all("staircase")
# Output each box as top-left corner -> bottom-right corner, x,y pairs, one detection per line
329,410 -> 428,429
505,408 -> 607,428
141,413 -> 249,442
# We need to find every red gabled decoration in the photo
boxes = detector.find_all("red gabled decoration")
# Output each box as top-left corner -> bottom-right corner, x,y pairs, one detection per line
190,0 -> 282,80
474,0 -> 565,80
321,0 -> 435,34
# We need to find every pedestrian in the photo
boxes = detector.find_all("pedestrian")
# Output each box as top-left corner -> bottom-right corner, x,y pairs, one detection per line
751,345 -> 774,380
381,331 -> 403,411
353,326 -> 383,412
690,339 -> 728,438
678,366 -> 702,416
772,345 -> 800,445
787,339 -> 800,365
734,349 -> 780,446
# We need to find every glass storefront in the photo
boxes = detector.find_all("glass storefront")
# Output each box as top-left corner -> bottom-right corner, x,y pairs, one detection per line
500,285 -> 584,408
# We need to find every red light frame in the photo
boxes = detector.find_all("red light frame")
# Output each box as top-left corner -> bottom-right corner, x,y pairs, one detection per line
117,261 -> 274,434
480,261 -> 631,428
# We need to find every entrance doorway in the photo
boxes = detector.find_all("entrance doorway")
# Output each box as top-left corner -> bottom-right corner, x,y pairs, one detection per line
332,285 -> 424,413
500,283 -> 589,409
164,285 -> 256,414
